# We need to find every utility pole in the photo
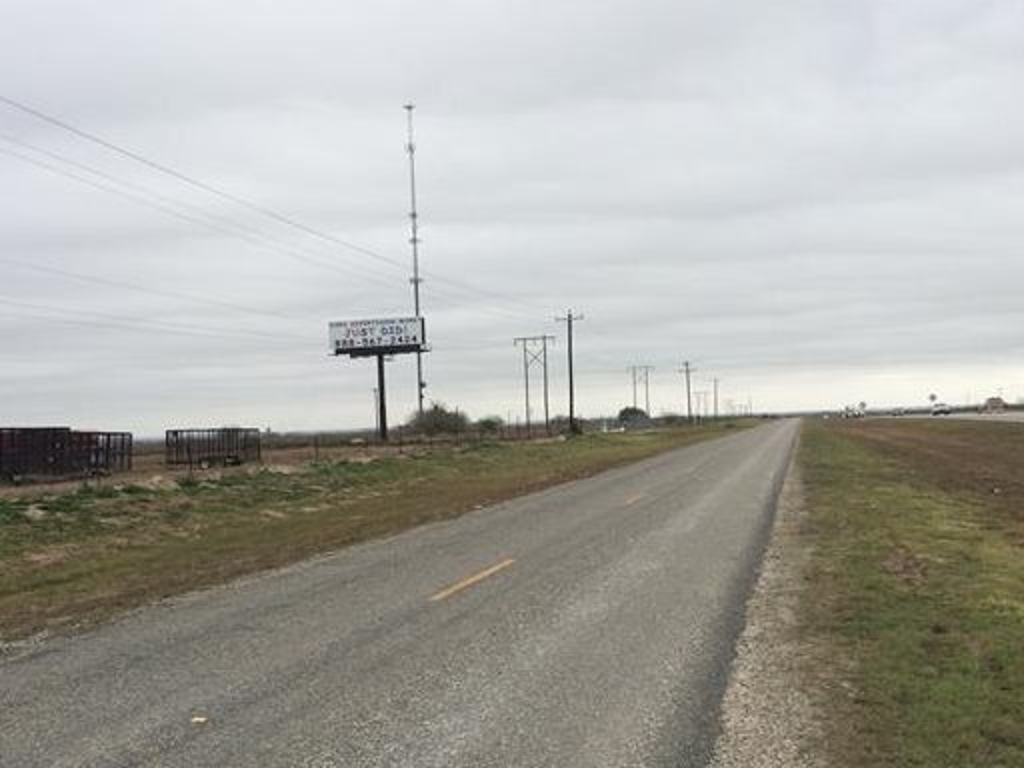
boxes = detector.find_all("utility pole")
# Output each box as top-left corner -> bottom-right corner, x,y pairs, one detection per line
713,377 -> 720,420
628,365 -> 654,414
542,336 -> 551,434
680,361 -> 696,424
517,339 -> 531,435
556,310 -> 584,434
644,366 -> 653,415
514,335 -> 555,435
695,390 -> 709,423
404,104 -> 426,417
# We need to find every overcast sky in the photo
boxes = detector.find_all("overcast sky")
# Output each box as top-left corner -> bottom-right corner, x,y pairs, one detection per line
2,0 -> 1022,435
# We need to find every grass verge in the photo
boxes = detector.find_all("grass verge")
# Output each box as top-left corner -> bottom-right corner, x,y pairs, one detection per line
799,419 -> 1024,767
1,425 -> 739,641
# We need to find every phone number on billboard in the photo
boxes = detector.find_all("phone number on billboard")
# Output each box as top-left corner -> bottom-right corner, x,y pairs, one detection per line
335,333 -> 420,349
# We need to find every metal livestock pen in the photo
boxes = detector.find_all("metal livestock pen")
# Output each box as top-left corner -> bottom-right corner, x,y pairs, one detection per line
165,428 -> 262,468
0,427 -> 133,482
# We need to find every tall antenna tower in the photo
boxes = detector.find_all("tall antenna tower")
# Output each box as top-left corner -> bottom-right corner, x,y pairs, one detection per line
404,103 -> 426,416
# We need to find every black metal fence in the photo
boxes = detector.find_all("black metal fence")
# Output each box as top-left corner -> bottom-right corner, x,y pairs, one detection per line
165,428 -> 262,468
0,427 -> 133,482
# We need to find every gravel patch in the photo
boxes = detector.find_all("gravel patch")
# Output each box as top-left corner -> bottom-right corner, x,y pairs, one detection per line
709,453 -> 828,768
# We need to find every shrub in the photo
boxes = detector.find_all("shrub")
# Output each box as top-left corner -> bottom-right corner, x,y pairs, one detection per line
407,403 -> 470,436
617,406 -> 648,424
476,416 -> 504,434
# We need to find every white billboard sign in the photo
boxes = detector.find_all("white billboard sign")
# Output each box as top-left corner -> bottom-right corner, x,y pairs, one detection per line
329,316 -> 425,356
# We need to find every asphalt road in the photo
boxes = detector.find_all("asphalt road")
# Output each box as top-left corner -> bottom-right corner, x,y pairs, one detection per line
943,411 -> 1024,423
1,420 -> 799,767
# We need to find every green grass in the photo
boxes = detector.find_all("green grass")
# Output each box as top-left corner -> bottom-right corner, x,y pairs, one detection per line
0,424 -> 743,640
800,420 -> 1024,767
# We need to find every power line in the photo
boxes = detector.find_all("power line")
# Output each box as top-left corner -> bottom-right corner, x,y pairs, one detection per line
0,146 -> 402,291
0,295 -> 315,344
3,132 -> 534,326
0,141 -> 542,327
0,130 -> 413,288
0,94 -> 552,319
0,258 -> 292,322
0,94 -> 410,273
0,140 -> 405,292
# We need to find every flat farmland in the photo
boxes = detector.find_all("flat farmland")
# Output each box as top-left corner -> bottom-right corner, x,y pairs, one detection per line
799,417 -> 1024,766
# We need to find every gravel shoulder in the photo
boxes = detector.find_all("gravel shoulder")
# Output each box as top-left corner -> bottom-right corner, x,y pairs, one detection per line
710,442 -> 828,768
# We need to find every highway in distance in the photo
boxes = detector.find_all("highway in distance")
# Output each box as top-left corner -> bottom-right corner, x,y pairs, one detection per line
1,419 -> 799,767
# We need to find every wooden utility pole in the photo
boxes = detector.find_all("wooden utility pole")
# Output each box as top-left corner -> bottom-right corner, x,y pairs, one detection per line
680,361 -> 696,424
557,311 -> 584,433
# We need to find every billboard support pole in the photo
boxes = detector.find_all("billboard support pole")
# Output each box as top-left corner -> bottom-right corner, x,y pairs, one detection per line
377,354 -> 388,442
328,317 -> 425,443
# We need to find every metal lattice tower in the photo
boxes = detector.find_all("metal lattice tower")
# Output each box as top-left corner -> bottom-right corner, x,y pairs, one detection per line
404,104 -> 426,417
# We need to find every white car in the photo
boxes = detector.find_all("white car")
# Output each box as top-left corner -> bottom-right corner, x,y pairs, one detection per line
931,402 -> 952,416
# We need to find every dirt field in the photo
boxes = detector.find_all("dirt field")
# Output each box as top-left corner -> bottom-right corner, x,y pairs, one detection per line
799,418 -> 1024,767
843,417 -> 1024,539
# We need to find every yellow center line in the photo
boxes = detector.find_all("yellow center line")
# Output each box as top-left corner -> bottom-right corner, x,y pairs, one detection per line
429,558 -> 516,602
625,491 -> 646,506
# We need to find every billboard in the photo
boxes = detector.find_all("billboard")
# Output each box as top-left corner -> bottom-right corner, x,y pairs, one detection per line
329,316 -> 425,357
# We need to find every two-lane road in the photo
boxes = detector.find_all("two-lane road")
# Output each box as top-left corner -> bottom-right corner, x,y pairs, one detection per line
2,420 -> 799,767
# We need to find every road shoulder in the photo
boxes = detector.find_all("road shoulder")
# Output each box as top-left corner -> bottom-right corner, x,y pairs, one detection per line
709,442 -> 828,768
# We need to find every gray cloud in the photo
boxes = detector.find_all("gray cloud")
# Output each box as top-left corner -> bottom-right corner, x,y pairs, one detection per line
2,0 -> 1023,434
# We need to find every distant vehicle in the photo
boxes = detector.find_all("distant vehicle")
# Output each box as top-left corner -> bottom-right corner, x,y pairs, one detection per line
931,402 -> 952,416
890,408 -> 906,417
